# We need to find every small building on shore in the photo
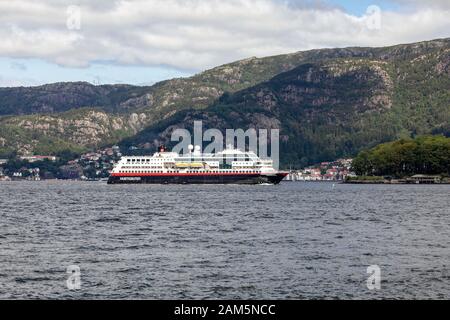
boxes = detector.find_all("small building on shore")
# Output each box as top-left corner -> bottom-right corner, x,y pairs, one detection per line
20,155 -> 57,163
408,175 -> 442,184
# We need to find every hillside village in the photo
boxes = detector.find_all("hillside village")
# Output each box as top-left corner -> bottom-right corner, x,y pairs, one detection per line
0,146 -> 122,181
0,147 -> 354,182
285,159 -> 354,182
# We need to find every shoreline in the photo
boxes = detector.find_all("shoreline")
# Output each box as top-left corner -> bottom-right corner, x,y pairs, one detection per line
344,180 -> 450,185
1,179 -> 450,186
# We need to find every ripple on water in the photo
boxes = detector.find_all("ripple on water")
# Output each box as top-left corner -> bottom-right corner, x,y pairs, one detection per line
0,182 -> 449,299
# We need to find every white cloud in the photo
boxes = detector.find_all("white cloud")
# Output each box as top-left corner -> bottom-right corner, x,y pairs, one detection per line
0,0 -> 448,72
391,0 -> 450,10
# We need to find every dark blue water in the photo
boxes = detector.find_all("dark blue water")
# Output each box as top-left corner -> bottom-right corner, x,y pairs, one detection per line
0,181 -> 449,299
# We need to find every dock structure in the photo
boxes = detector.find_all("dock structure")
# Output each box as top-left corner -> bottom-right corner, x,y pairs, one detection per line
408,175 -> 442,184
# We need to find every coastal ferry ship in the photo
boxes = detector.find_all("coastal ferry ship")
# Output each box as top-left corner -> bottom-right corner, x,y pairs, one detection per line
108,145 -> 287,185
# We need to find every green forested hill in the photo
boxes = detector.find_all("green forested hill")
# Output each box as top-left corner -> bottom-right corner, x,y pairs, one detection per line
0,38 -> 449,164
352,135 -> 450,177
120,39 -> 450,167
3,44 -> 376,156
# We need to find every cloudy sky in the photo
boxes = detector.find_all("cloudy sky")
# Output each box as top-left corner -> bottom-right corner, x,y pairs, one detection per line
0,0 -> 449,86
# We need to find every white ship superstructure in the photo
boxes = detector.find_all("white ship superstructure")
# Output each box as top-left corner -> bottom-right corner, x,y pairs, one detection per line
108,145 -> 287,184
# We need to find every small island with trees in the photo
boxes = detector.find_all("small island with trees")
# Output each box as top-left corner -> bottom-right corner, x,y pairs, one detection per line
348,135 -> 450,184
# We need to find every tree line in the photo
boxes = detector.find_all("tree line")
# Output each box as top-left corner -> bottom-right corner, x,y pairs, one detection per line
351,135 -> 450,177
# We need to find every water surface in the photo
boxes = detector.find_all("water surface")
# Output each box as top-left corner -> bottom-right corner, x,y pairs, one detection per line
0,181 -> 449,299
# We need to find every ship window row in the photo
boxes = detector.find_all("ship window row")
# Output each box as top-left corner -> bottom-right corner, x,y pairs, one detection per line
125,157 -> 256,163
175,156 -> 253,161
118,170 -> 260,174
184,170 -> 258,173
120,170 -> 167,173
126,159 -> 166,162
122,166 -> 162,169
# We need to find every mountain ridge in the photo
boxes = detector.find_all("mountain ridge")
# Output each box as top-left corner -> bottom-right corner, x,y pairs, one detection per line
119,39 -> 450,166
0,38 -> 449,165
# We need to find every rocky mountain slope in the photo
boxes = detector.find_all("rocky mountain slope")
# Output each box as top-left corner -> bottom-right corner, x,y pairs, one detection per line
0,38 -> 449,165
0,82 -> 152,115
0,47 -> 338,156
0,46 -> 399,117
120,39 -> 450,167
0,108 -> 148,155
